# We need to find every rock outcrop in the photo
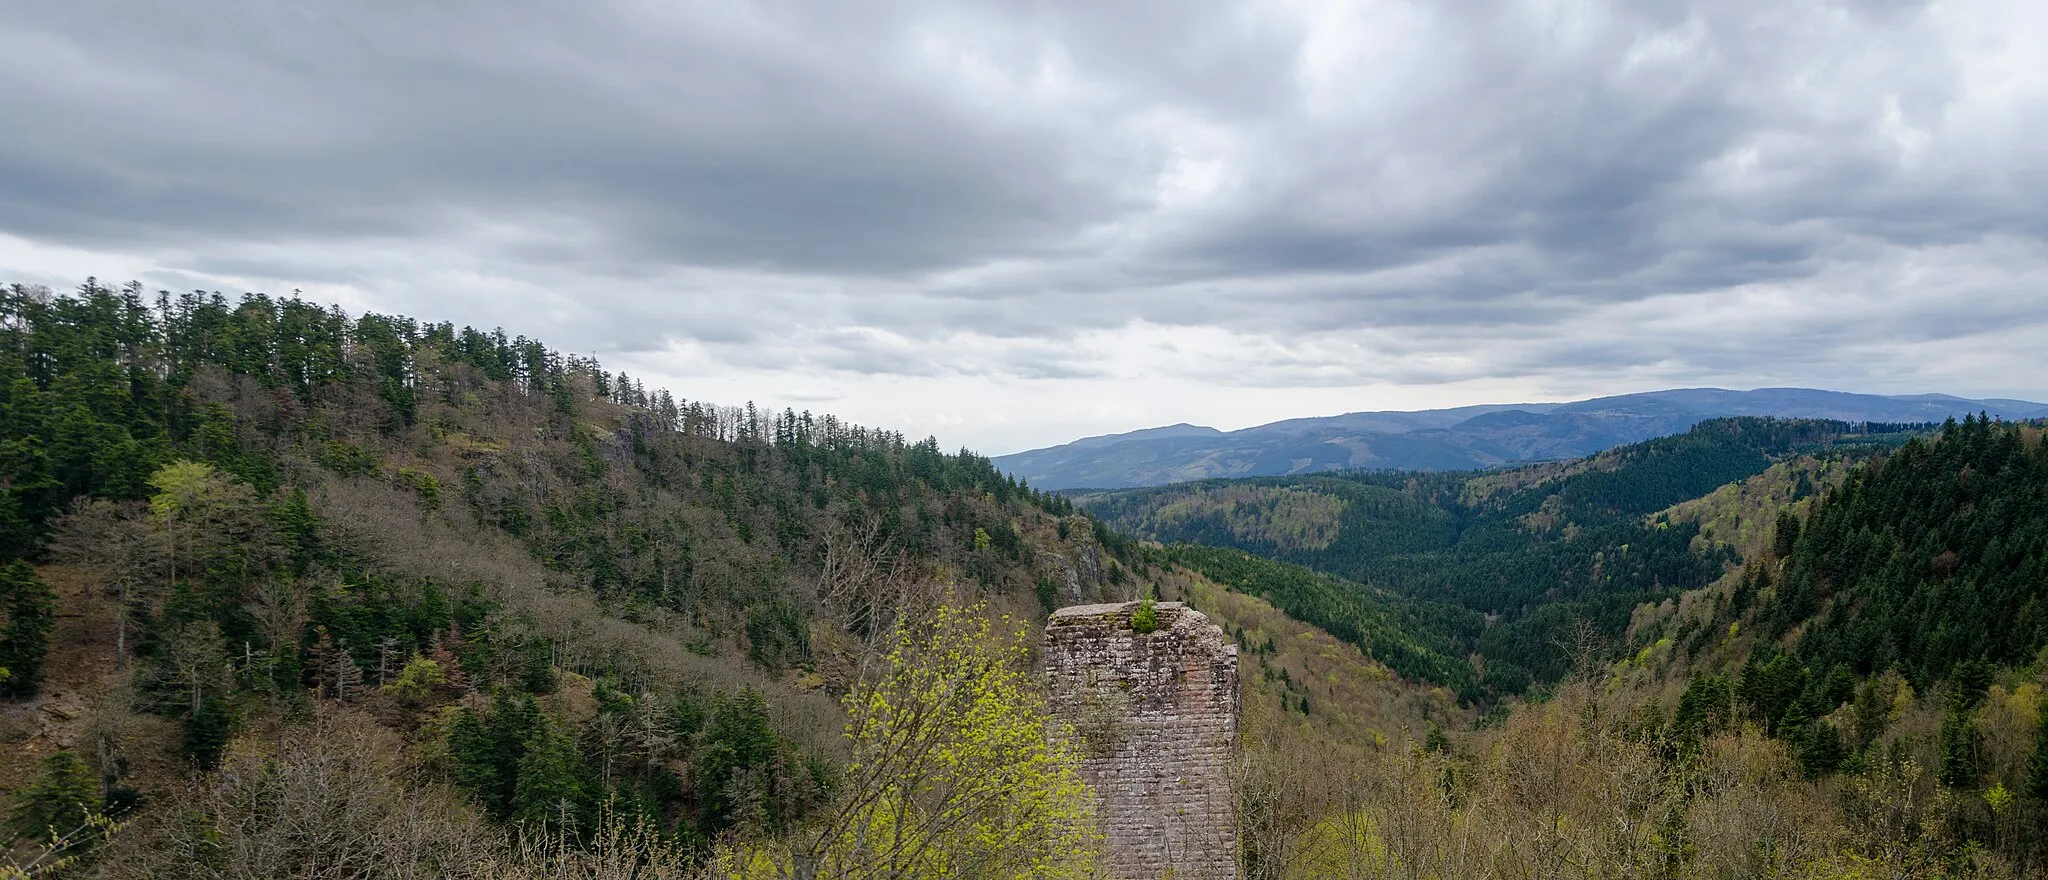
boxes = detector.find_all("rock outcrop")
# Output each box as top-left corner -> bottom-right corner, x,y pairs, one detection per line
1044,601 -> 1240,880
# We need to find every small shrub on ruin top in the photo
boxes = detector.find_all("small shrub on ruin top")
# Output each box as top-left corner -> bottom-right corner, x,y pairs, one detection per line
1131,597 -> 1160,635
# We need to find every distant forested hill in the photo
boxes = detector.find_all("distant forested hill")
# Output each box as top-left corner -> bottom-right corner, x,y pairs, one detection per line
997,387 -> 2048,489
1085,418 -> 1937,690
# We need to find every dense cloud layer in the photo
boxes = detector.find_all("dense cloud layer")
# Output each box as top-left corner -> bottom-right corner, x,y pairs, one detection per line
3,0 -> 2043,452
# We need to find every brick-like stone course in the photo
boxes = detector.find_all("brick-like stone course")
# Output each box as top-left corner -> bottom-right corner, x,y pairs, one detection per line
1044,601 -> 1240,880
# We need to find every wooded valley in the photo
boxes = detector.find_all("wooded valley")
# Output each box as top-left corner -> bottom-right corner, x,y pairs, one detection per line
4,280 -> 2048,878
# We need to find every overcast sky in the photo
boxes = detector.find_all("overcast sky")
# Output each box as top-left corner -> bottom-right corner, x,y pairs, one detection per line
4,1 -> 2044,454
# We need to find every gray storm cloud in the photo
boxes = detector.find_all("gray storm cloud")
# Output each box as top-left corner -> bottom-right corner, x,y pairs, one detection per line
1,0 -> 2044,450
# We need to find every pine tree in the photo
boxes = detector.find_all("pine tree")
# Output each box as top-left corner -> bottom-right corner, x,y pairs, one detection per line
8,750 -> 100,839
1799,722 -> 1845,777
1424,724 -> 1452,755
1818,663 -> 1855,711
697,687 -> 780,837
1938,706 -> 1979,788
1850,674 -> 1893,751
1738,651 -> 1807,737
513,717 -> 590,834
1728,566 -> 1758,616
181,695 -> 233,768
447,706 -> 507,816
468,691 -> 543,819
2027,698 -> 2048,801
0,559 -> 56,697
1674,672 -> 1733,746
1772,509 -> 1802,558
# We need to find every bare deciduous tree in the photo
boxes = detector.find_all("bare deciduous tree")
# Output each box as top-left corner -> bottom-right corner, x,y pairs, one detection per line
48,498 -> 159,668
93,712 -> 500,880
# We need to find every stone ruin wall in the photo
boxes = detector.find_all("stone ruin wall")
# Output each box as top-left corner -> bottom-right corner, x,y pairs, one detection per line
1044,601 -> 1240,880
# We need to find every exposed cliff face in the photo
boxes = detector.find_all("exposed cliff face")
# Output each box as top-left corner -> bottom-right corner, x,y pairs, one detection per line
1044,601 -> 1240,880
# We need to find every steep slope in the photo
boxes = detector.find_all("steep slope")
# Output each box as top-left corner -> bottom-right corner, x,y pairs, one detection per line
1153,544 -> 1480,691
1150,563 -> 1473,752
1767,420 -> 2048,680
1630,415 -> 2048,686
1584,416 -> 2048,875
9,279 -> 2048,878
996,387 -> 2048,489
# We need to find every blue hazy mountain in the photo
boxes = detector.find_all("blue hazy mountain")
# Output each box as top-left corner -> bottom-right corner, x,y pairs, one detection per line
994,388 -> 2048,489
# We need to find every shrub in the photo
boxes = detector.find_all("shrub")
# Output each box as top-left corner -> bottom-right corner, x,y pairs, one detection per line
1131,597 -> 1159,635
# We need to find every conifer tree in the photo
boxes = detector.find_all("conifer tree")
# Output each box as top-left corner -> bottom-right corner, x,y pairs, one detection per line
1939,706 -> 1980,789
451,691 -> 543,819
181,696 -> 233,768
0,559 -> 56,697
2029,697 -> 2048,801
1674,672 -> 1733,746
1772,509 -> 1802,558
447,706 -> 504,815
1799,722 -> 1845,777
698,688 -> 780,837
513,717 -> 591,835
8,750 -> 100,839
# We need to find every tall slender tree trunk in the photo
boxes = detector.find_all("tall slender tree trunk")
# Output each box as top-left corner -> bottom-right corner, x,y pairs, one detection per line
115,583 -> 127,670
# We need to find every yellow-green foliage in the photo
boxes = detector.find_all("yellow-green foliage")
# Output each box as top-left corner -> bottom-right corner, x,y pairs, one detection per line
1516,494 -> 1574,536
1293,811 -> 1391,878
396,467 -> 442,507
722,606 -> 1100,879
146,460 -> 221,521
1244,676 -> 2037,879
1975,682 -> 2043,785
440,431 -> 505,458
380,656 -> 449,701
1151,486 -> 1347,551
1656,456 -> 1843,561
1624,457 -> 1849,666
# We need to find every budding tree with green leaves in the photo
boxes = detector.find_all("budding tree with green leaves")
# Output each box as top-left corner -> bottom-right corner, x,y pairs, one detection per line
723,605 -> 1100,880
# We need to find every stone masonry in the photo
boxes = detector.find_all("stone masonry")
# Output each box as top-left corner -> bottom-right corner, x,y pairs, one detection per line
1044,601 -> 1240,880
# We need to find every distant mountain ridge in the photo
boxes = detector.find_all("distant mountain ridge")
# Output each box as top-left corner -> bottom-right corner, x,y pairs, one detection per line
995,387 -> 2048,489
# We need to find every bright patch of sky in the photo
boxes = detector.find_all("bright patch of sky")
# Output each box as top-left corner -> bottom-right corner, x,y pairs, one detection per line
3,0 -> 2044,454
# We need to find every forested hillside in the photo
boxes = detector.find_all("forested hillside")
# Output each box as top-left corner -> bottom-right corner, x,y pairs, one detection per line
1152,545 -> 1480,693
0,280 -> 1145,876
1120,413 -> 2048,878
1773,419 -> 2048,680
9,278 -> 2048,879
1083,418 -> 1931,691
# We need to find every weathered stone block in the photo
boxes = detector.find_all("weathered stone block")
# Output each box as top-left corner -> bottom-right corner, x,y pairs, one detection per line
1045,601 -> 1240,880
